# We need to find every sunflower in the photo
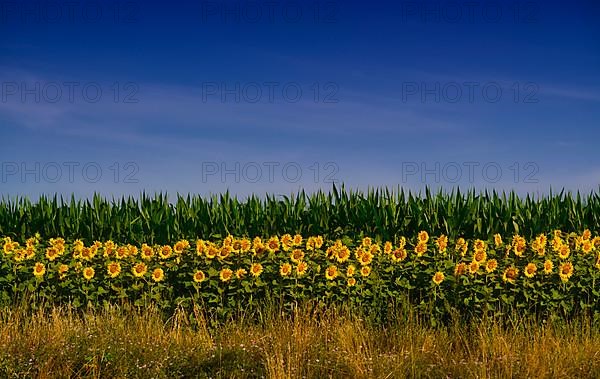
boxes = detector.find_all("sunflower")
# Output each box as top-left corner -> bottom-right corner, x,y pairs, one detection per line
329,241 -> 343,259
250,263 -> 263,277
361,237 -> 372,247
543,260 -> 553,274
235,268 -> 247,279
360,266 -> 371,277
432,271 -> 444,285
10,241 -> 20,252
325,265 -> 338,280
80,247 -> 93,261
473,249 -> 487,264
50,237 -> 65,248
26,236 -> 39,248
280,263 -> 292,277
397,236 -> 407,249
558,244 -> 570,260
551,237 -> 563,252
103,240 -> 115,258
14,249 -> 26,262
71,249 -> 81,260
107,262 -> 121,278
296,261 -> 308,276
384,241 -> 393,254
159,245 -> 172,259
337,247 -> 351,263
414,242 -> 427,257
359,251 -> 373,266
314,236 -> 324,249
581,240 -> 593,254
127,244 -> 138,257
455,238 -> 468,256
219,245 -> 232,260
280,234 -> 293,251
454,262 -> 467,276
266,236 -> 280,253
531,239 -> 546,256
223,235 -> 234,247
582,229 -> 592,241
206,245 -> 218,259
513,242 -> 526,257
558,262 -> 574,282
290,249 -> 305,263
88,246 -> 99,259
174,240 -> 189,254
306,237 -> 316,251
502,266 -> 518,284
232,239 -> 243,253
232,238 -> 245,253
325,240 -> 344,259
326,245 -> 337,260
494,234 -> 503,248
524,263 -> 537,278
58,264 -> 69,279
346,265 -> 356,277
347,277 -> 357,287
417,231 -> 429,243
354,247 -> 365,260
391,248 -> 407,262
141,244 -> 155,260
474,239 -> 487,252
435,235 -> 448,253
33,262 -> 45,277
152,268 -> 165,282
468,261 -> 480,275
115,246 -> 128,259
512,235 -> 527,257
26,238 -> 36,247
45,247 -> 59,261
193,270 -> 206,283
195,240 -> 206,256
25,247 -> 35,260
535,234 -> 547,248
292,234 -> 303,246
252,237 -> 265,254
369,244 -> 381,255
220,268 -> 233,282
3,237 -> 15,254
132,262 -> 148,278
460,242 -> 469,256
485,259 -> 498,273
83,267 -> 95,281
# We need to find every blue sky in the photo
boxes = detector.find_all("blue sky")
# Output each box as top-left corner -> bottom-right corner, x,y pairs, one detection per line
1,0 -> 599,198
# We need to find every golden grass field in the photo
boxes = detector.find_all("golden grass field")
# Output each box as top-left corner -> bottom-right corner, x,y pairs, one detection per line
1,304 -> 599,378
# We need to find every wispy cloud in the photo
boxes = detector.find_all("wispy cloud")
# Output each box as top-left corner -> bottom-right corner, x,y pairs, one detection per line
2,67 -> 599,197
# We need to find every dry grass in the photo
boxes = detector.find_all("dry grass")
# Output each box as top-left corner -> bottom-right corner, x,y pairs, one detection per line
0,305 -> 598,378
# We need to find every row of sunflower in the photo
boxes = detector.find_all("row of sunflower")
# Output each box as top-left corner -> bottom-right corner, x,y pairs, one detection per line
1,231 -> 599,318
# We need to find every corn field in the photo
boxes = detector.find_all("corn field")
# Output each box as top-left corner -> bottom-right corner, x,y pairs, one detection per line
1,187 -> 600,243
